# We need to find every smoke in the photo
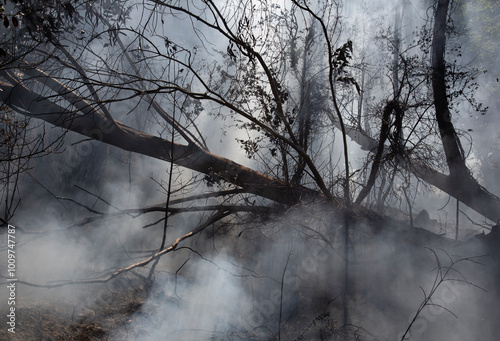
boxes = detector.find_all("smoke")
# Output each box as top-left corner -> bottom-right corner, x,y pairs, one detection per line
0,138 -> 497,341
95,202 -> 497,341
116,255 -> 252,340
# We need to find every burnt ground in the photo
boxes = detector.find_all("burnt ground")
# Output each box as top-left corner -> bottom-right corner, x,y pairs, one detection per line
0,288 -> 148,341
0,287 -> 360,341
1,224 -> 499,341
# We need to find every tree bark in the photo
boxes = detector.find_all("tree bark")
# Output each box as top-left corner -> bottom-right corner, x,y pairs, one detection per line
428,0 -> 500,223
0,81 -> 326,207
411,162 -> 500,223
355,101 -> 396,204
431,0 -> 469,179
1,75 -> 497,220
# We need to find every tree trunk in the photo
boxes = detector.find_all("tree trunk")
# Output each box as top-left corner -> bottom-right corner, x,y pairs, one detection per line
431,0 -> 469,179
411,162 -> 500,224
1,75 -> 498,220
0,81 -> 326,207
429,0 -> 500,223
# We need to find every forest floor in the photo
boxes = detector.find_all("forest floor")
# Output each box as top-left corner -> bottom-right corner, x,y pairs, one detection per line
1,222 -> 496,340
0,286 -> 151,340
0,281 -> 343,341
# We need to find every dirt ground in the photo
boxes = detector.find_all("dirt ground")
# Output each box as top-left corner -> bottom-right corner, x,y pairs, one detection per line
0,284 -> 151,341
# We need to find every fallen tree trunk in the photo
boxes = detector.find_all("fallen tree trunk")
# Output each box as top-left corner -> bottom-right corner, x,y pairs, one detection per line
0,81 -> 327,207
0,0 -> 498,222
1,76 -> 498,221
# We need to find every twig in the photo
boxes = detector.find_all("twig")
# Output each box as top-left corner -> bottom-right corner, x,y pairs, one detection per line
278,248 -> 292,341
6,210 -> 232,288
399,248 -> 482,340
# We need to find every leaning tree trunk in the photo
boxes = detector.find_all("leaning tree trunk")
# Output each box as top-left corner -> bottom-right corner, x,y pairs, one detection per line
429,0 -> 500,223
431,0 -> 469,179
1,0 -> 499,222
0,80 -> 327,208
337,0 -> 500,223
